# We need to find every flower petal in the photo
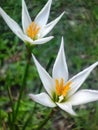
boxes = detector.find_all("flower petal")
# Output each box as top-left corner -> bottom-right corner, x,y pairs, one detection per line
34,0 -> 52,26
32,55 -> 55,97
32,36 -> 53,44
52,37 -> 69,82
22,0 -> 32,33
68,62 -> 98,97
29,92 -> 56,107
19,34 -> 53,45
0,7 -> 25,41
17,31 -> 34,42
69,89 -> 98,106
56,102 -> 76,116
40,12 -> 65,38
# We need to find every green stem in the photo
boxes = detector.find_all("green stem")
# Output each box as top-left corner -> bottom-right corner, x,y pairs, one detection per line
7,86 -> 14,113
0,110 -> 2,128
36,109 -> 54,130
8,113 -> 12,130
14,47 -> 31,123
6,82 -> 15,129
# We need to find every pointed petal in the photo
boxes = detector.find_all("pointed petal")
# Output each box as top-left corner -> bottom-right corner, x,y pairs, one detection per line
17,32 -> 33,42
32,55 -> 55,97
0,7 -> 25,41
69,89 -> 98,106
68,62 -> 98,96
56,102 -> 76,116
29,92 -> 56,107
22,0 -> 32,33
34,0 -> 52,26
40,12 -> 65,37
52,37 -> 69,82
32,36 -> 53,44
19,34 -> 53,45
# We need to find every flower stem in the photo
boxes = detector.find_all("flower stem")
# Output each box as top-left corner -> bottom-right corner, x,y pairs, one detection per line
7,85 -> 14,114
14,47 -> 31,123
8,113 -> 12,130
6,80 -> 15,129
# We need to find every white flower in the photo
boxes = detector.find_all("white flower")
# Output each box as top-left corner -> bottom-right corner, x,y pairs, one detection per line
0,0 -> 64,45
29,37 -> 98,115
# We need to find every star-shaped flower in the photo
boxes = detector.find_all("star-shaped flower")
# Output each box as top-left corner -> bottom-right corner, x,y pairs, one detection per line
29,37 -> 98,115
0,0 -> 64,45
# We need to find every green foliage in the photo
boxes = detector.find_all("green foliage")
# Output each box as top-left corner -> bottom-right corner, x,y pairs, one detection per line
0,0 -> 98,130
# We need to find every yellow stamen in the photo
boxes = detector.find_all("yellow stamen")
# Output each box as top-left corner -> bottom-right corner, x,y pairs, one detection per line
26,22 -> 40,40
55,78 -> 71,96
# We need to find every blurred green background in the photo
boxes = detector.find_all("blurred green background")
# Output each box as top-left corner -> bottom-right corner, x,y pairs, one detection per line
0,0 -> 98,130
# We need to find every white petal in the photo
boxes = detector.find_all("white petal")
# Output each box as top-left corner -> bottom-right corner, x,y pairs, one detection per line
52,37 -> 69,82
56,102 -> 76,116
34,0 -> 52,26
69,89 -> 98,106
68,62 -> 98,96
19,34 -> 53,45
0,7 -> 25,41
29,92 -> 56,107
32,36 -> 53,45
22,0 -> 32,33
17,31 -> 33,42
32,55 -> 55,97
40,12 -> 65,37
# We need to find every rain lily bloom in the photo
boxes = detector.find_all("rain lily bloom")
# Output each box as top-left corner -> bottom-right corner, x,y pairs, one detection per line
29,37 -> 98,115
0,0 -> 64,45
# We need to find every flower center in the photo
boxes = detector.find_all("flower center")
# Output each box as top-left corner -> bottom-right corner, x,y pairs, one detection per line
55,78 -> 71,97
26,21 -> 40,40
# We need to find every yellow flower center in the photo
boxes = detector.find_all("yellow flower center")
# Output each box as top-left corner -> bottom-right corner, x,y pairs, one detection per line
26,21 -> 40,40
55,78 -> 71,97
